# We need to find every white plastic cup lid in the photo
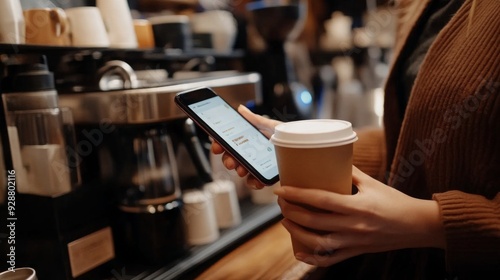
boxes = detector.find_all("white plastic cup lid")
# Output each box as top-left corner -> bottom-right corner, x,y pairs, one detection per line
270,119 -> 358,148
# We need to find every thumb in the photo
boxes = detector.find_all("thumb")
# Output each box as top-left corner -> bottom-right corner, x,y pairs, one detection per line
238,105 -> 282,138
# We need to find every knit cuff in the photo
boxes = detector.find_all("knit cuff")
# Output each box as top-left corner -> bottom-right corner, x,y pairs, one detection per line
432,191 -> 500,274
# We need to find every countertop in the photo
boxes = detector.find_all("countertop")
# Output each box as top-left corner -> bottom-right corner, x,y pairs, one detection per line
194,222 -> 324,280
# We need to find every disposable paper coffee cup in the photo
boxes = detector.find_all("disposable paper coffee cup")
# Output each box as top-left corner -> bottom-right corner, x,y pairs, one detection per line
271,119 -> 357,255
271,119 -> 357,194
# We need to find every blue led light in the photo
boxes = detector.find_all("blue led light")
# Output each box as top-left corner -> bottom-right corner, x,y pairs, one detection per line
299,90 -> 312,104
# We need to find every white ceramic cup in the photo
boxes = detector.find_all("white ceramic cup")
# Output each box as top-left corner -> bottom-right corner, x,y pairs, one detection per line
65,6 -> 109,47
96,0 -> 138,48
0,267 -> 37,280
204,180 -> 242,228
182,189 -> 219,245
0,0 -> 25,44
190,10 -> 237,52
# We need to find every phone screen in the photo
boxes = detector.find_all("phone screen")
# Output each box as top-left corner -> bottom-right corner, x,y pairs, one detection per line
177,89 -> 279,185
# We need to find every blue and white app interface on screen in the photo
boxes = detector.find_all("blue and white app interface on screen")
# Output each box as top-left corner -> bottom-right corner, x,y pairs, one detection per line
189,96 -> 278,180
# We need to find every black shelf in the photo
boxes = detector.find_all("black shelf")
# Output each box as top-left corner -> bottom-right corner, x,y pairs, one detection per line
0,44 -> 244,59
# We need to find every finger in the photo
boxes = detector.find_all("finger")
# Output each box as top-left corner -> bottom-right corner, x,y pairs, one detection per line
222,152 -> 239,170
238,105 -> 281,138
277,197 -> 349,232
274,186 -> 356,214
281,219 -> 364,266
278,196 -> 365,233
211,141 -> 225,154
235,165 -> 249,177
295,248 -> 362,267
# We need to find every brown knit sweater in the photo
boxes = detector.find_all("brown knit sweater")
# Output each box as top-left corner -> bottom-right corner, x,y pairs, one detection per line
351,0 -> 500,277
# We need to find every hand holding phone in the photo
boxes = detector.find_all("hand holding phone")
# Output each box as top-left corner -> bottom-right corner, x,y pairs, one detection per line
212,105 -> 282,189
175,87 -> 280,185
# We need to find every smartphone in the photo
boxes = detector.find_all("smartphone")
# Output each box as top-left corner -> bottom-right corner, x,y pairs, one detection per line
175,87 -> 279,185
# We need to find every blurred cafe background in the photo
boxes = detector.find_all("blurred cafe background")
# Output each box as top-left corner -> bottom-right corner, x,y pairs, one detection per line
0,0 -> 393,279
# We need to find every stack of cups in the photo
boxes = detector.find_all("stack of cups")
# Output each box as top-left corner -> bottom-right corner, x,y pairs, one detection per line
270,119 -> 358,254
0,0 -> 25,44
182,189 -> 219,246
182,179 -> 243,245
204,180 -> 242,229
65,7 -> 110,47
65,0 -> 138,48
96,0 -> 138,48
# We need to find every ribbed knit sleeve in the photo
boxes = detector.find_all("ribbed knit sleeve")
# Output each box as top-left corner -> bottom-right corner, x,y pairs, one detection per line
433,191 -> 500,273
383,0 -> 500,276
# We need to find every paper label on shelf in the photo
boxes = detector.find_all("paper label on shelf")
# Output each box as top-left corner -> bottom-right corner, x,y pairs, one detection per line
67,227 -> 115,278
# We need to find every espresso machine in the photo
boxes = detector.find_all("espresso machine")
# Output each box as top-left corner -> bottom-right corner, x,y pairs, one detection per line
0,50 -> 262,278
56,59 -> 262,267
